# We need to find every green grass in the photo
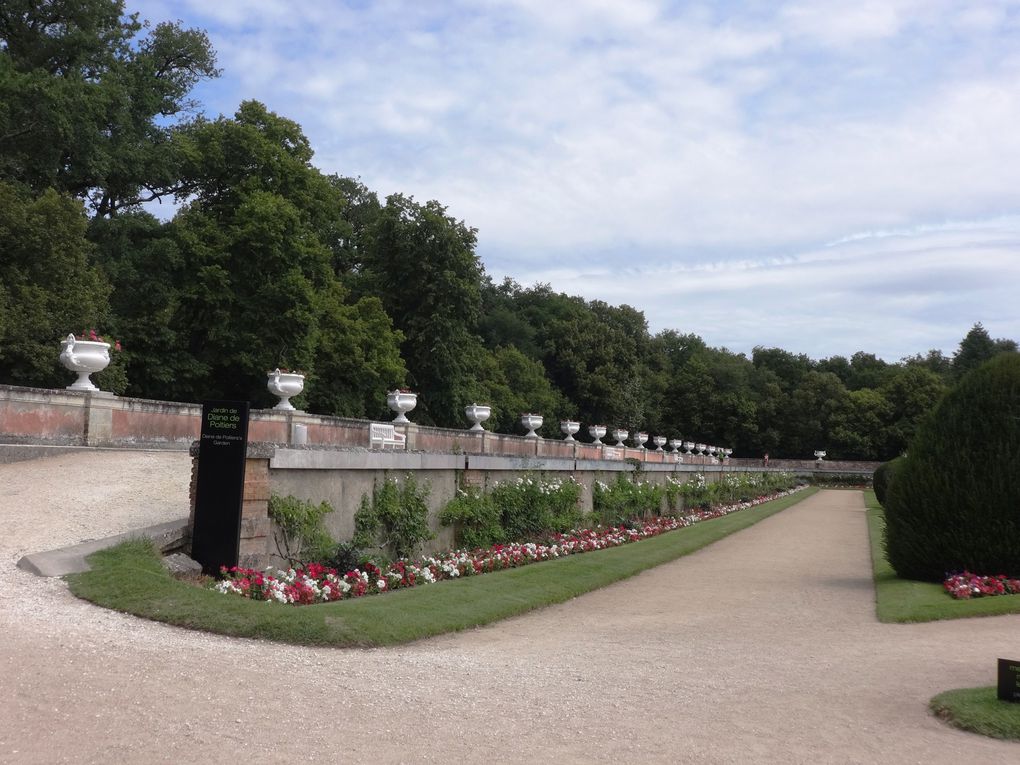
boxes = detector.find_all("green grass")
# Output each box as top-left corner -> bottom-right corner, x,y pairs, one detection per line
67,487 -> 817,647
930,687 -> 1020,740
866,490 -> 1020,623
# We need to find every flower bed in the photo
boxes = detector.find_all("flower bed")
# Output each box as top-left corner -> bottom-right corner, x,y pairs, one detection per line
943,572 -> 1020,600
214,486 -> 808,605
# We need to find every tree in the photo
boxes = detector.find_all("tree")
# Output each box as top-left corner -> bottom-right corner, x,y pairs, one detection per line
0,0 -> 219,213
952,323 -> 1001,378
829,388 -> 892,459
783,371 -> 849,458
752,347 -> 813,393
880,365 -> 947,457
885,353 -> 1020,580
0,183 -> 112,388
362,193 -> 484,425
303,286 -> 407,418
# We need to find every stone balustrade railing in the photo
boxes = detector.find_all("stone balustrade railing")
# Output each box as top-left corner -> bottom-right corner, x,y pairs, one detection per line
0,384 -> 880,473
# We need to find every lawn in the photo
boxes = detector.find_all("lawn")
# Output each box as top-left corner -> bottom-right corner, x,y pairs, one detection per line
865,490 -> 1020,622
68,487 -> 816,647
930,687 -> 1020,741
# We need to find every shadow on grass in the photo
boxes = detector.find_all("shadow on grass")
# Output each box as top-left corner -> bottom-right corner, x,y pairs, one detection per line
67,488 -> 818,647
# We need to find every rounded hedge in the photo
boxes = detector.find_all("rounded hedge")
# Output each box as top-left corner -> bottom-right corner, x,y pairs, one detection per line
884,353 -> 1020,581
873,455 -> 905,506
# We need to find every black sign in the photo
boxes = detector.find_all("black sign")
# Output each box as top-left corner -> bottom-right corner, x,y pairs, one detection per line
191,400 -> 250,576
998,658 -> 1020,702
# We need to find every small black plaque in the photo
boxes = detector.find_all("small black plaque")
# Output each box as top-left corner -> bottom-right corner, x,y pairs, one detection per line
998,658 -> 1020,702
191,400 -> 250,576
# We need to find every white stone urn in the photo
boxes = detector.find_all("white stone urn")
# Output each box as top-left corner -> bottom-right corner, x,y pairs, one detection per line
696,443 -> 707,455
814,450 -> 827,461
708,445 -> 717,461
588,425 -> 607,445
560,420 -> 580,441
387,390 -> 418,423
724,448 -> 733,461
612,428 -> 628,446
59,334 -> 110,392
465,403 -> 492,431
669,438 -> 683,453
267,368 -> 305,411
521,413 -> 543,438
634,432 -> 648,449
682,441 -> 695,454
653,436 -> 667,451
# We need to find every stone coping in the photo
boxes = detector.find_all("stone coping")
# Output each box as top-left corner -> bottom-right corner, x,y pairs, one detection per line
16,518 -> 189,577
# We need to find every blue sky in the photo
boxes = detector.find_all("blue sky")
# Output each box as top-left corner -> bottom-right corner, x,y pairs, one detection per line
135,0 -> 1020,361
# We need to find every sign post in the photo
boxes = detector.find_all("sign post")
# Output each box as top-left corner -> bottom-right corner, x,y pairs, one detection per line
191,400 -> 250,576
998,659 -> 1020,702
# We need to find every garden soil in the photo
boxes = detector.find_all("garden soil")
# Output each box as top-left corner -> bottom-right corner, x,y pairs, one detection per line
1,451 -> 1018,763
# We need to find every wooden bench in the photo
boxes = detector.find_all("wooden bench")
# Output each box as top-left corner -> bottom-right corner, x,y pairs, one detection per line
369,422 -> 406,450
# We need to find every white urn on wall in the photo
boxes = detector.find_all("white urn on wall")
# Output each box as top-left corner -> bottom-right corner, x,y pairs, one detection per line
682,441 -> 695,454
387,390 -> 418,423
588,425 -> 607,445
634,432 -> 648,449
59,334 -> 111,392
521,413 -> 543,438
267,368 -> 305,411
814,450 -> 827,461
696,443 -> 707,455
560,420 -> 581,441
612,428 -> 629,446
653,436 -> 667,451
465,403 -> 492,431
669,438 -> 683,453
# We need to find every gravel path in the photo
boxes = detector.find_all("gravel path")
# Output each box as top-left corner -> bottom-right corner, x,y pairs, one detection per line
1,451 -> 1017,763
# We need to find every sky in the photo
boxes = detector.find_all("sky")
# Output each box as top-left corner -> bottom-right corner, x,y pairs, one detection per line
133,0 -> 1020,362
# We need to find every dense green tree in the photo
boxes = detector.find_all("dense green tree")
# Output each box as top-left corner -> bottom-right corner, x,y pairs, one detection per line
303,286 -> 406,418
752,346 -> 813,393
880,365 -> 947,457
0,183 -> 112,388
829,388 -> 892,459
362,193 -> 484,425
783,371 -> 849,458
885,353 -> 1020,580
0,0 -> 218,212
952,323 -> 1000,378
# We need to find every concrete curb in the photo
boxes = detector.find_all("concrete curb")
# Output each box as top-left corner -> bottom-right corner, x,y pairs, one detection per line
16,518 -> 189,577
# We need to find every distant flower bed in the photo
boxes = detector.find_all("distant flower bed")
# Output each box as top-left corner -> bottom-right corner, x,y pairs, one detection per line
943,572 -> 1020,600
214,486 -> 807,606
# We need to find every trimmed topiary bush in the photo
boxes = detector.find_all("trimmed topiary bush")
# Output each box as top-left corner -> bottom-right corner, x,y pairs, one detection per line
884,353 -> 1020,581
873,455 -> 905,506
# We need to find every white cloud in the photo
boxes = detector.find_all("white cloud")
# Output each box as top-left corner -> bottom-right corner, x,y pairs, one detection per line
128,0 -> 1020,359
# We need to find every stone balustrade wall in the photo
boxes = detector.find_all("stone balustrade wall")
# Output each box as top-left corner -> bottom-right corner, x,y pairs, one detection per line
0,383 -> 880,475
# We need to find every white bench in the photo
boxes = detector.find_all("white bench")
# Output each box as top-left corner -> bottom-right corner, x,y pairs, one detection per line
369,422 -> 406,450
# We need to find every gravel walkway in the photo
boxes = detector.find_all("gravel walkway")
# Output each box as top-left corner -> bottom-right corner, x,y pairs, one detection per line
1,451 -> 1017,763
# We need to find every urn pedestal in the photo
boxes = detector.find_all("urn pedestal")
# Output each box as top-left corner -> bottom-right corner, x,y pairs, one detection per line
267,369 -> 305,411
59,335 -> 110,392
465,403 -> 492,431
388,391 -> 418,423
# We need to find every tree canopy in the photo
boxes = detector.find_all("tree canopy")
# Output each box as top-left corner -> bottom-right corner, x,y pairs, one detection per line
1,2 -> 1014,460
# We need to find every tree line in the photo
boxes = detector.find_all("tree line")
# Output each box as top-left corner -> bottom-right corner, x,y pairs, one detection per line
1,1 -> 1016,459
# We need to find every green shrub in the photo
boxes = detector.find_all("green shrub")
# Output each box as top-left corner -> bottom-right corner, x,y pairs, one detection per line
873,456 -> 904,505
268,494 -> 337,566
884,353 -> 1020,581
593,475 -> 664,525
439,475 -> 583,548
438,488 -> 503,549
354,477 -> 434,560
